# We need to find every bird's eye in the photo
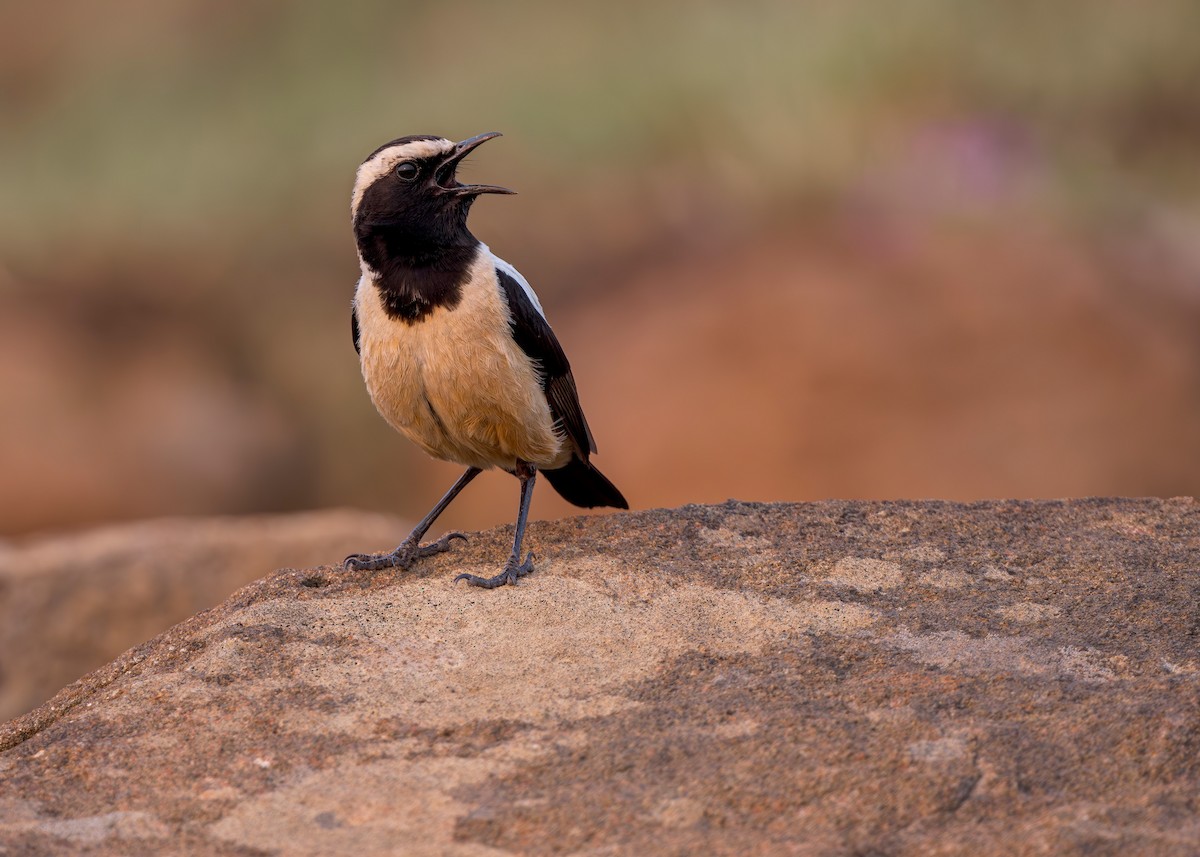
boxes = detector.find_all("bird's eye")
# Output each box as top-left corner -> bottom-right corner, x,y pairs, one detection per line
395,161 -> 419,182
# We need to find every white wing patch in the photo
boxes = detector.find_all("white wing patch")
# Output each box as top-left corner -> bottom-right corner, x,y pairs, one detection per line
486,246 -> 547,321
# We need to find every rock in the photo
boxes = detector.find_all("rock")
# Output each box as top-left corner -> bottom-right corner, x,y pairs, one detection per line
2,498 -> 1199,855
0,510 -> 408,723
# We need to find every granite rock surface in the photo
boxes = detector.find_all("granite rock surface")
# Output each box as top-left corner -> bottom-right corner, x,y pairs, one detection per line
1,498 -> 1198,855
0,510 -> 407,722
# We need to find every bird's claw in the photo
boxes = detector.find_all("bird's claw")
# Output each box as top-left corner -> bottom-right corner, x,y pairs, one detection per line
454,552 -> 535,589
344,532 -> 468,571
343,551 -> 399,571
424,531 -> 468,554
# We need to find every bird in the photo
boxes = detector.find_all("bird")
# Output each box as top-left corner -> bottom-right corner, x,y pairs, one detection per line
342,131 -> 627,589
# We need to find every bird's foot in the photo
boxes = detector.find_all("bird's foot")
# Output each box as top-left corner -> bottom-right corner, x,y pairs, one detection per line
344,532 -> 467,572
454,552 -> 535,589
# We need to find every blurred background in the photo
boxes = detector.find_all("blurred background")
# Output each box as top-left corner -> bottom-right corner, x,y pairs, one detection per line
3,0 -> 1200,540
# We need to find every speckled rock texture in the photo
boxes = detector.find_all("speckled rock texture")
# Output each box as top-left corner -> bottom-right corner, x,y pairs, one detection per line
1,498 -> 1198,856
0,510 -> 408,723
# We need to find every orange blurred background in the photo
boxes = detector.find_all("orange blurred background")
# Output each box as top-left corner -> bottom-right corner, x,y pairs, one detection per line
3,0 -> 1199,539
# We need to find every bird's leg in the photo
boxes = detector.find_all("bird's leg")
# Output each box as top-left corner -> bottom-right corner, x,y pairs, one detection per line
344,466 -> 481,571
455,461 -> 537,589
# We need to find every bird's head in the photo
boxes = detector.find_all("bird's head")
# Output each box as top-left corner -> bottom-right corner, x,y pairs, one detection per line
351,131 -> 513,253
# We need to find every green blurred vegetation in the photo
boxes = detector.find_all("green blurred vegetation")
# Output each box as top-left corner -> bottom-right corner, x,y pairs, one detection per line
1,0 -> 1199,532
4,0 -> 1199,266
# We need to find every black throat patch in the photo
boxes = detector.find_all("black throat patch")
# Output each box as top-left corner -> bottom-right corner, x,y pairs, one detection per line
361,232 -> 479,324
353,162 -> 481,324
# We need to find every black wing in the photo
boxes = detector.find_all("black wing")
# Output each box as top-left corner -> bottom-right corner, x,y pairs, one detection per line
495,267 -> 596,457
352,302 -> 361,355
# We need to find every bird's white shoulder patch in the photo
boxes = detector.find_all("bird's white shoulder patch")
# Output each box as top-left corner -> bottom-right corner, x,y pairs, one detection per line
486,246 -> 546,320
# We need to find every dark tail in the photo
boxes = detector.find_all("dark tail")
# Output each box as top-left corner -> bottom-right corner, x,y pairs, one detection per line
542,457 -> 628,509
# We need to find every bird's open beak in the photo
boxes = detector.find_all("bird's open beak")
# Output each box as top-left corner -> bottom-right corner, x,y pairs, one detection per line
440,132 -> 516,196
